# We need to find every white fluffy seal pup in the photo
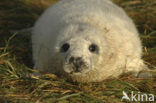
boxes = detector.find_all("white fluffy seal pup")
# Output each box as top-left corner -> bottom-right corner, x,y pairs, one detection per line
32,0 -> 147,82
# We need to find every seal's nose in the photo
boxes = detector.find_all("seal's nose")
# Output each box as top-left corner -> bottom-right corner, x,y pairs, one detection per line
68,56 -> 84,72
69,56 -> 74,63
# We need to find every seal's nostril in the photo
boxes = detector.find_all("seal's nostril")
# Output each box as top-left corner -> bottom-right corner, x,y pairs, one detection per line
69,56 -> 74,63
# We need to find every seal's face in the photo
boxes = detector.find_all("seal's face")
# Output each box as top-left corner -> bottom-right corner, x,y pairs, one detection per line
54,24 -> 107,75
61,39 -> 99,75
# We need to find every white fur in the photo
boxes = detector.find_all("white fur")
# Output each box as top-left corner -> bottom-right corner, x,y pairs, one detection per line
32,0 -> 146,82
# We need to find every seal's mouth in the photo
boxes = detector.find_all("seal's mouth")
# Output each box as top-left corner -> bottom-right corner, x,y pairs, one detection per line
69,66 -> 90,75
64,64 -> 90,75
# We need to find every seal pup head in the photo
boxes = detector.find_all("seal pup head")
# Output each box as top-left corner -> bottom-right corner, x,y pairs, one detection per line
54,24 -> 108,76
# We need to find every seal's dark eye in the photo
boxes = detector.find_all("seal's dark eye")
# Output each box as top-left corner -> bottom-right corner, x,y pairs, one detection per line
89,44 -> 98,53
61,43 -> 70,52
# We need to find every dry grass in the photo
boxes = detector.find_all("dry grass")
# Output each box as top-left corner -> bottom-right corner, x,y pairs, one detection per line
0,0 -> 156,103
